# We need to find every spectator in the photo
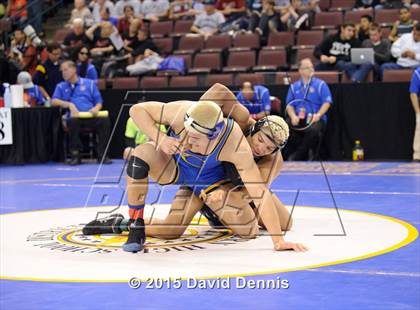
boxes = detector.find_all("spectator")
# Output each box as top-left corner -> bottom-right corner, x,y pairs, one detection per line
91,0 -> 116,24
389,7 -> 416,43
67,0 -> 94,28
376,0 -> 417,10
6,0 -> 27,26
280,0 -> 310,32
123,117 -> 167,159
33,42 -> 63,97
353,0 -> 380,10
236,81 -> 271,120
52,60 -> 112,165
314,23 -> 371,82
8,29 -> 26,57
362,23 -> 392,79
114,0 -> 141,17
409,67 -> 420,161
122,18 -> 141,53
284,58 -> 332,161
129,27 -> 159,60
216,0 -> 246,32
86,21 -> 121,76
216,0 -> 246,18
117,5 -> 134,34
169,0 -> 195,20
248,0 -> 286,37
63,18 -> 88,59
17,71 -> 49,106
99,7 -> 119,26
8,29 -> 38,75
75,46 -> 98,80
126,29 -> 163,75
64,18 -> 87,49
141,0 -> 170,22
117,5 -> 136,34
380,23 -> 420,78
191,0 -> 225,39
356,15 -> 373,43
86,21 -> 116,57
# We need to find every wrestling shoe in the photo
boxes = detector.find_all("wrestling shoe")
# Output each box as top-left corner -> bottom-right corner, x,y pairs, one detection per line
200,205 -> 226,229
82,213 -> 124,235
122,218 -> 146,253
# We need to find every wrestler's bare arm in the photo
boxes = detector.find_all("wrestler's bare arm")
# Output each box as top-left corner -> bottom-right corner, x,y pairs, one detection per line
218,123 -> 285,248
257,152 -> 283,186
200,83 -> 251,131
129,101 -> 192,143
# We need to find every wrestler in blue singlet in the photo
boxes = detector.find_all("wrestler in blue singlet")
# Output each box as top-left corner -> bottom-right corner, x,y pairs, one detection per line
167,118 -> 235,196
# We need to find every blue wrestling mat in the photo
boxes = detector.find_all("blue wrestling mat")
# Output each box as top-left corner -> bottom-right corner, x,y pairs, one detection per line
0,161 -> 419,309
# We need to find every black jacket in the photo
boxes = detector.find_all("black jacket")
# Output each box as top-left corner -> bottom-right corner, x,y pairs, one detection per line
314,33 -> 361,62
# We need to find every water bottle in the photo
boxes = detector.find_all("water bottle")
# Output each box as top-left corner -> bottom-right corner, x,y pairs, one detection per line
352,140 -> 364,161
3,83 -> 11,108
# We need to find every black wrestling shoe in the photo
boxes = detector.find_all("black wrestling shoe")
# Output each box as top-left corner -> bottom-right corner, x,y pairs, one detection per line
200,205 -> 226,229
82,213 -> 124,235
123,218 -> 146,253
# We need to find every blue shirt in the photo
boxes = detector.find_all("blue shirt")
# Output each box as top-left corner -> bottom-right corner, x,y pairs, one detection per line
26,85 -> 46,105
286,77 -> 333,122
52,77 -> 103,112
236,85 -> 271,114
77,63 -> 98,81
409,67 -> 420,95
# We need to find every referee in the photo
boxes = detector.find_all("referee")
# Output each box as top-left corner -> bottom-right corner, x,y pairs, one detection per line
284,58 -> 332,161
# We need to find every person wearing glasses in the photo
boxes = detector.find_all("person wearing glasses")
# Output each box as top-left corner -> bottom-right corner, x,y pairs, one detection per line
75,46 -> 99,81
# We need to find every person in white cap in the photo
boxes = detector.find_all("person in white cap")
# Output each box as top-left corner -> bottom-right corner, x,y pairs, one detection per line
17,71 -> 49,106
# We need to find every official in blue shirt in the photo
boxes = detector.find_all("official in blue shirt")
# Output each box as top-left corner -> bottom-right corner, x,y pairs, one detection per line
409,67 -> 420,161
236,82 -> 272,120
284,58 -> 333,161
52,60 -> 111,165
76,46 -> 99,81
17,71 -> 49,106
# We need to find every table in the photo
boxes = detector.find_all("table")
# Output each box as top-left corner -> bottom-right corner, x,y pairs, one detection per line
0,107 -> 64,164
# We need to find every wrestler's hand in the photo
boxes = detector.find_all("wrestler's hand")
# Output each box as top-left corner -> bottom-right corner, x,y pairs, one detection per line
275,241 -> 308,252
201,189 -> 226,205
159,136 -> 182,155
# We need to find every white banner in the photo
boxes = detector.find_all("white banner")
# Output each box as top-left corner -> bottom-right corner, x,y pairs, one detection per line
0,108 -> 13,145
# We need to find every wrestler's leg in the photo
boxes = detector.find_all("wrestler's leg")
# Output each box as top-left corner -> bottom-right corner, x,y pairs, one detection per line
204,185 -> 259,239
124,142 -> 177,252
145,187 -> 202,239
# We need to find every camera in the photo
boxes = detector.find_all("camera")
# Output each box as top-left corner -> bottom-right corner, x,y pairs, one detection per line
23,25 -> 43,48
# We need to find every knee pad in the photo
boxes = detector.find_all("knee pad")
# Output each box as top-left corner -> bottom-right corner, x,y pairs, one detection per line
127,156 -> 150,179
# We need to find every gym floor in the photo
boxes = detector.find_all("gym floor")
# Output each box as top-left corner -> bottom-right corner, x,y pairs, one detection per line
0,161 -> 419,309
